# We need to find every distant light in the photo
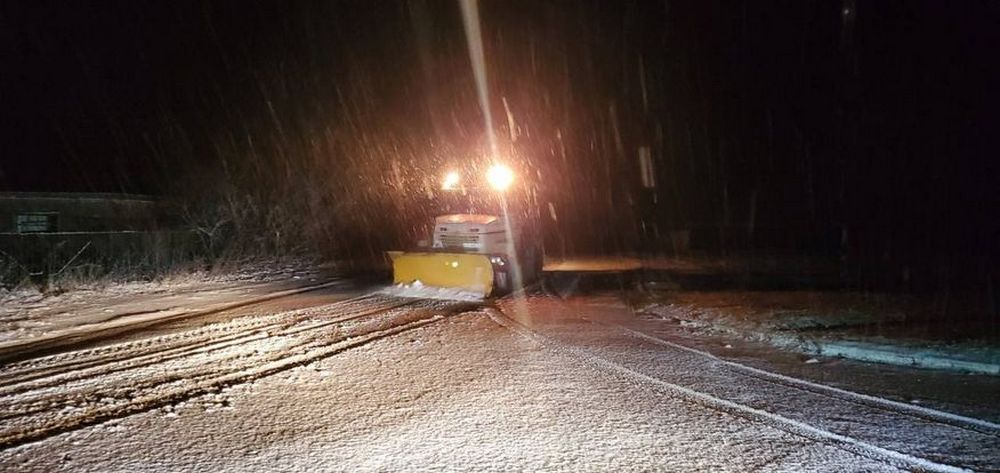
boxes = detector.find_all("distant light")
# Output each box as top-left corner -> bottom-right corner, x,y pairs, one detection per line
485,164 -> 514,192
449,261 -> 459,268
442,171 -> 461,190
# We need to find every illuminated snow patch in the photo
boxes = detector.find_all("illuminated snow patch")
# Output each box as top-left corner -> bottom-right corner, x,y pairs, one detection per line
378,281 -> 485,302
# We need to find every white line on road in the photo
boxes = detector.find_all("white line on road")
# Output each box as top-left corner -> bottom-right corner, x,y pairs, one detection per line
597,318 -> 1000,435
487,308 -> 972,473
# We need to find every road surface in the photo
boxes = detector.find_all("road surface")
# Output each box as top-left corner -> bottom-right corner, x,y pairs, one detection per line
0,285 -> 997,472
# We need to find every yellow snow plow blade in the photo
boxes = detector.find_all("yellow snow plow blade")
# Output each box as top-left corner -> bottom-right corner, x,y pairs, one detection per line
387,251 -> 494,296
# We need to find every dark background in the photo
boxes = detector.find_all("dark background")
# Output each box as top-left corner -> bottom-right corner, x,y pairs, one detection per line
1,0 -> 998,293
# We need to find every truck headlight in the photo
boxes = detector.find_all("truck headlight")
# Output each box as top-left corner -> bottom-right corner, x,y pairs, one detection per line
441,170 -> 461,190
486,164 -> 514,192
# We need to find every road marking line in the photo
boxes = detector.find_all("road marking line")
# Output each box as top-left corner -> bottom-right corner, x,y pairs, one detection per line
598,318 -> 1000,436
487,308 -> 971,473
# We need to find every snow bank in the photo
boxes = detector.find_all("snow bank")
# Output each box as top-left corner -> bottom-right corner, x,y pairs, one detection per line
815,341 -> 1000,375
641,302 -> 1000,375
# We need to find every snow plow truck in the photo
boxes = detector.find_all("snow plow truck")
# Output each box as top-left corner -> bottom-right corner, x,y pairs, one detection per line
387,164 -> 542,297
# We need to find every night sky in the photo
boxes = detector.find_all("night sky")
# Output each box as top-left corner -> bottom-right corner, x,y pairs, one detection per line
1,1 -> 998,286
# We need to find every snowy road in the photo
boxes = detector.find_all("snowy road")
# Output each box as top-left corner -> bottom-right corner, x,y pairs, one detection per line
0,289 -> 997,472
497,295 -> 1000,471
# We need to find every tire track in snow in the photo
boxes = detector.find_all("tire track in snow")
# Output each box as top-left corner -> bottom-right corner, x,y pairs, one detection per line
0,294 -> 389,386
0,294 -> 474,450
0,279 -> 350,364
0,313 -> 446,450
0,297 -> 421,421
486,306 -> 972,473
0,296 -> 410,397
